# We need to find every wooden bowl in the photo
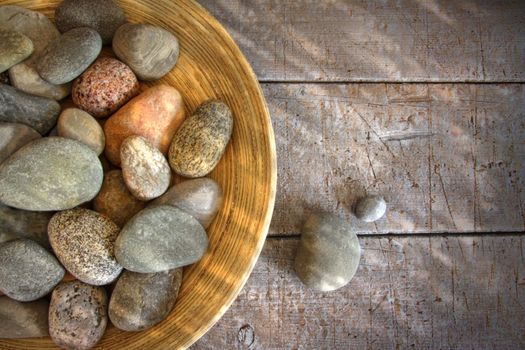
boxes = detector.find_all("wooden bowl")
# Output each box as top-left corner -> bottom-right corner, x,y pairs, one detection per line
0,0 -> 277,349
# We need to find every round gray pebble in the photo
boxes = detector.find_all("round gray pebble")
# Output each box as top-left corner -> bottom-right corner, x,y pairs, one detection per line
355,195 -> 387,222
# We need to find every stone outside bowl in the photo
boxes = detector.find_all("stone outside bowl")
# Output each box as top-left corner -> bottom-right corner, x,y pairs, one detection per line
0,0 -> 277,349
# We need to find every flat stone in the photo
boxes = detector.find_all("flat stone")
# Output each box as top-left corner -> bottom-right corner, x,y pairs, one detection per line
0,203 -> 53,248
9,62 -> 71,100
57,108 -> 105,155
152,178 -> 223,228
0,30 -> 33,73
0,297 -> 49,338
0,122 -> 41,164
0,84 -> 61,134
169,100 -> 233,178
113,23 -> 179,80
72,57 -> 139,118
0,239 -> 65,301
37,27 -> 102,85
121,136 -> 171,201
104,85 -> 185,166
109,268 -> 182,331
294,213 -> 361,292
93,170 -> 146,228
55,0 -> 126,44
115,205 -> 208,273
48,208 -> 122,285
354,195 -> 387,222
49,280 -> 108,350
0,137 -> 103,211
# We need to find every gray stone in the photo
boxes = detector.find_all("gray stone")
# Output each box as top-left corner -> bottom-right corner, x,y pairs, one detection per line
0,137 -> 103,211
49,280 -> 107,350
0,230 -> 17,245
0,84 -> 61,134
37,27 -> 102,85
48,208 -> 122,286
109,268 -> 182,331
169,100 -> 233,178
113,23 -> 179,80
0,203 -> 53,247
121,136 -> 171,201
294,213 -> 361,292
152,178 -> 223,228
115,205 -> 208,273
55,0 -> 126,44
0,122 -> 41,164
0,239 -> 65,301
354,195 -> 387,222
57,108 -> 105,155
9,62 -> 71,100
0,297 -> 49,338
0,30 -> 33,73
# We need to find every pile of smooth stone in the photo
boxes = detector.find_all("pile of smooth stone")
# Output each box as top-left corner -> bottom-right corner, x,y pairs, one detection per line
0,1 -> 233,348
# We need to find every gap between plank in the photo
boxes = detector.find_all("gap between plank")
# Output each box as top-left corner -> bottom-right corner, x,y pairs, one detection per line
268,231 -> 525,240
259,80 -> 525,85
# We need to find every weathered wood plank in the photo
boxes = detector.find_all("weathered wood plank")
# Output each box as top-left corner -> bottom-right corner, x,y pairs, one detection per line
199,0 -> 525,82
192,235 -> 525,349
265,83 -> 525,235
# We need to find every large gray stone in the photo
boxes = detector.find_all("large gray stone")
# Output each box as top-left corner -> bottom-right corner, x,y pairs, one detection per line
0,137 -> 103,211
0,203 -> 53,247
0,29 -> 33,73
115,205 -> 208,273
0,297 -> 49,339
0,122 -> 40,164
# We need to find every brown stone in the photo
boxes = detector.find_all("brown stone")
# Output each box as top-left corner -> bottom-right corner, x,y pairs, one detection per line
57,108 -> 105,155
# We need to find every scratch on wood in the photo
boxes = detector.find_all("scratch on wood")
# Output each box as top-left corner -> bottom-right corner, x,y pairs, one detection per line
435,165 -> 458,230
380,130 -> 435,142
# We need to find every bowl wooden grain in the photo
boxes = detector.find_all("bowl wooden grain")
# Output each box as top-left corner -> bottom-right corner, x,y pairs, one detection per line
0,0 -> 277,349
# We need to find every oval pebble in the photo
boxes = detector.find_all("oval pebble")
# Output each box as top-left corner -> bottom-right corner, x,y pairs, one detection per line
0,239 -> 65,301
37,27 -> 102,85
0,297 -> 49,339
115,206 -> 208,273
48,208 -> 122,286
355,195 -> 387,222
57,108 -> 105,155
109,268 -> 182,331
0,122 -> 40,164
169,100 -> 233,178
0,29 -> 33,73
9,62 -> 71,101
121,136 -> 171,201
113,23 -> 179,80
49,280 -> 108,350
72,57 -> 139,118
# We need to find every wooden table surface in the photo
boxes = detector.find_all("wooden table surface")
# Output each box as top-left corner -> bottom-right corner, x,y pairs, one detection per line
193,1 -> 525,348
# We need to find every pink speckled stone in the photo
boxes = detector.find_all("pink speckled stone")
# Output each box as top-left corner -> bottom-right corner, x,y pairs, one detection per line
72,57 -> 139,118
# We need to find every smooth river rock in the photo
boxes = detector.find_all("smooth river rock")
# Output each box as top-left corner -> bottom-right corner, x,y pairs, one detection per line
152,178 -> 223,228
0,30 -> 33,73
72,57 -> 139,118
104,85 -> 185,165
0,137 -> 103,211
93,170 -> 146,228
0,203 -> 53,247
294,213 -> 361,292
109,268 -> 182,331
0,122 -> 40,164
9,62 -> 71,100
0,297 -> 49,338
49,281 -> 108,350
58,108 -> 105,155
48,208 -> 122,285
169,100 -> 233,178
0,239 -> 65,301
354,195 -> 387,222
37,27 -> 102,85
113,23 -> 179,80
0,84 -> 60,134
115,206 -> 208,273
121,136 -> 171,201
55,0 -> 126,44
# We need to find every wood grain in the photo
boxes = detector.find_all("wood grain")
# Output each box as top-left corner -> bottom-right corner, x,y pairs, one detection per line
265,83 -> 525,236
192,235 -> 525,349
199,0 -> 525,82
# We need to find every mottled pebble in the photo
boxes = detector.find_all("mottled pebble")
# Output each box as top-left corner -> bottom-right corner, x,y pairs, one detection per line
109,268 -> 182,331
115,206 -> 208,273
48,208 -> 122,285
355,196 -> 387,222
169,100 -> 233,178
295,213 -> 361,292
0,122 -> 40,164
0,203 -> 53,247
57,108 -> 105,155
113,23 -> 179,80
49,280 -> 108,350
0,297 -> 49,338
9,62 -> 71,100
0,239 -> 65,301
0,137 -> 103,211
152,178 -> 223,228
0,30 -> 33,73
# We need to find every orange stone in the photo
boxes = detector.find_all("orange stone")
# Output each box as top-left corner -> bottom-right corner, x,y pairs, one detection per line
103,85 -> 185,166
